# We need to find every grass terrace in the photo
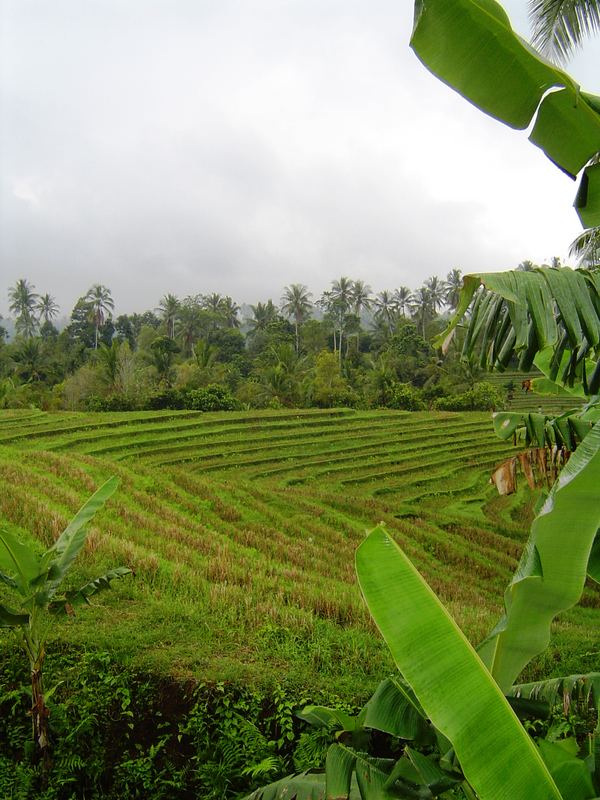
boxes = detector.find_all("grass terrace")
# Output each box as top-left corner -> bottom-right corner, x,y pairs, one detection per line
1,407 -> 598,701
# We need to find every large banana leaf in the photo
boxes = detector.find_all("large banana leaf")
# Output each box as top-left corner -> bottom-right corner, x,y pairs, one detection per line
0,527 -> 43,594
243,770 -> 361,800
356,526 -> 562,800
37,476 -> 120,604
436,268 -> 600,394
410,0 -> 600,224
478,420 -> 600,690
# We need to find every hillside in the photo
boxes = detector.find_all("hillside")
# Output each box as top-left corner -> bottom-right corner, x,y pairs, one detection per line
0,407 -> 597,698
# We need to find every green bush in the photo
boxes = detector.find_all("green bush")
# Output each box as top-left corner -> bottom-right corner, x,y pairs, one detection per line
145,389 -> 186,410
434,381 -> 505,411
386,383 -> 426,411
184,384 -> 240,412
86,394 -> 139,412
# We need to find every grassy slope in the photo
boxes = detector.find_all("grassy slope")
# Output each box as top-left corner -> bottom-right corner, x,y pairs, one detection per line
0,407 -> 597,701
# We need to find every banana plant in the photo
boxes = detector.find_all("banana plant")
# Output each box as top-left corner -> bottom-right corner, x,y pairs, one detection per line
410,0 -> 600,228
435,269 -> 600,390
246,414 -> 600,799
0,476 -> 131,771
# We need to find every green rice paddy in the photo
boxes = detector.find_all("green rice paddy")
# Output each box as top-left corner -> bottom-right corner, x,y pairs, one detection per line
0,407 -> 597,699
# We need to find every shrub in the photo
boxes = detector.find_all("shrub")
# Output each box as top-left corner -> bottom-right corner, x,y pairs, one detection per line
434,381 -> 505,411
145,389 -> 185,410
184,384 -> 240,412
386,383 -> 426,411
86,394 -> 138,412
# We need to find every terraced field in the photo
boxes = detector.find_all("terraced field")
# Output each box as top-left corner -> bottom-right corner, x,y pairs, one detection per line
486,369 -> 585,413
0,407 -> 597,697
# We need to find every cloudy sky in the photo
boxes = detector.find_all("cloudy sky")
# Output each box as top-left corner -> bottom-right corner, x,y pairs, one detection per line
1,0 -> 600,318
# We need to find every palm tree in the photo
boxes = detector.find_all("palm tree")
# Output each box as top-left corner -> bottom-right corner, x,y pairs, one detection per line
570,227 -> 600,267
529,0 -> 600,63
281,284 -> 313,353
194,339 -> 218,371
36,293 -> 59,325
424,276 -> 446,314
11,338 -> 46,382
97,340 -> 121,389
85,284 -> 114,350
157,294 -> 180,339
410,286 -> 432,337
221,296 -> 241,329
350,280 -> 372,351
203,293 -> 223,314
257,343 -> 308,406
178,302 -> 204,356
517,260 -> 536,272
393,286 -> 413,318
444,269 -> 463,311
329,277 -> 355,363
373,290 -> 398,336
9,279 -> 39,339
247,300 -> 279,334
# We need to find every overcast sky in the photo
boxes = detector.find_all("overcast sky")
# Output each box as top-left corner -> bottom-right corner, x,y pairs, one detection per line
1,0 -> 600,319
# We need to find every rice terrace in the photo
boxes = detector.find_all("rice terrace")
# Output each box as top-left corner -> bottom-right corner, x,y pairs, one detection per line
1,402 -> 599,796
4,0 -> 600,796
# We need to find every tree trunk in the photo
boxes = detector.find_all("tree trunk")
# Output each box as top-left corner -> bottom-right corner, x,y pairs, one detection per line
31,645 -> 51,783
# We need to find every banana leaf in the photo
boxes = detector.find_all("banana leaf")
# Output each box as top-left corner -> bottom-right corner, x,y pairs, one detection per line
510,673 -> 600,794
362,676 -> 431,742
436,269 -> 600,392
356,526 -> 562,800
48,567 -> 133,616
0,603 -> 29,627
37,476 -> 120,604
410,0 -> 600,223
0,527 -> 42,594
242,771 -> 331,800
478,421 -> 600,690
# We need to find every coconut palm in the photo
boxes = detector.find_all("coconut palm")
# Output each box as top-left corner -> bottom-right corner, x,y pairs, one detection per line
281,284 -> 313,353
570,226 -> 600,267
221,296 -> 241,329
157,294 -> 180,339
444,269 -> 463,310
328,277 -> 355,362
11,338 -> 47,382
85,284 -> 114,350
393,286 -> 413,318
349,280 -> 372,351
36,293 -> 59,325
97,340 -> 121,389
424,276 -> 446,314
529,0 -> 600,62
247,300 -> 279,334
410,286 -> 433,337
373,290 -> 398,335
177,302 -> 204,356
9,279 -> 39,339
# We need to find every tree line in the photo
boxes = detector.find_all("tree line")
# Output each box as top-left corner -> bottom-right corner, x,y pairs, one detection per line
1,266 -> 546,413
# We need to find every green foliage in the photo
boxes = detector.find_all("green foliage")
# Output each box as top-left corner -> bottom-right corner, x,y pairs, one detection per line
386,382 -> 426,411
434,381 -> 505,411
185,384 -> 241,411
310,351 -> 357,408
410,0 -> 600,226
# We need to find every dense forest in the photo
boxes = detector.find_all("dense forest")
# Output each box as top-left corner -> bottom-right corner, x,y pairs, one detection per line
1,265 -> 553,414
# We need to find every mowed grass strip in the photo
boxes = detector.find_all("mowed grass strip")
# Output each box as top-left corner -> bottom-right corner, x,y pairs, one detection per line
0,408 -> 597,696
